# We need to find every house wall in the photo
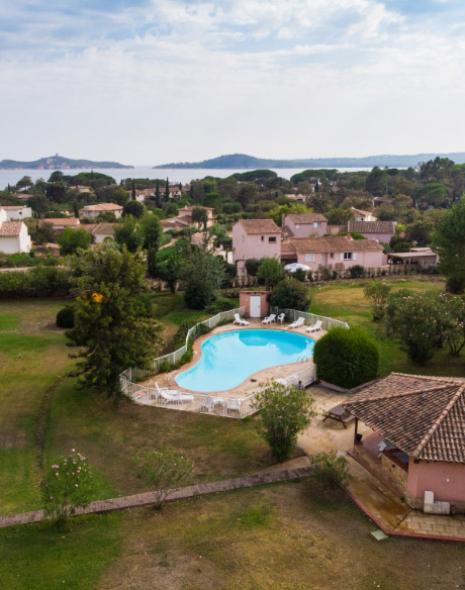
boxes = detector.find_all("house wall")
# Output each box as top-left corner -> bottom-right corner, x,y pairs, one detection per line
0,209 -> 7,223
81,209 -> 122,220
406,460 -> 465,509
239,291 -> 270,318
0,224 -> 31,254
283,216 -> 327,238
359,232 -> 393,244
296,249 -> 385,270
5,207 -> 32,221
232,223 -> 281,264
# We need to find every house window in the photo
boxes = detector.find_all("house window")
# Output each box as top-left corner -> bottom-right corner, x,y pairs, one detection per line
343,252 -> 353,260
261,236 -> 264,241
268,236 -> 277,243
304,254 -> 315,262
313,222 -> 319,228
330,253 -> 334,259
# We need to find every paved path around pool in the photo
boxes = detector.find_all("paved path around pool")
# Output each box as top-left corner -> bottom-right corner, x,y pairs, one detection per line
299,385 -> 465,543
0,457 -> 312,529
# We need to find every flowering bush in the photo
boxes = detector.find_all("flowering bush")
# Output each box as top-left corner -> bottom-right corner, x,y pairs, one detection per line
42,450 -> 95,525
385,290 -> 449,363
137,448 -> 194,509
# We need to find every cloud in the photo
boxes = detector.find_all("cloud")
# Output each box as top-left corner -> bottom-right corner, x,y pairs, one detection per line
1,0 -> 465,162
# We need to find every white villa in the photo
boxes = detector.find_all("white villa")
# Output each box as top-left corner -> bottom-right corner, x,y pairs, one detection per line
0,207 -> 32,254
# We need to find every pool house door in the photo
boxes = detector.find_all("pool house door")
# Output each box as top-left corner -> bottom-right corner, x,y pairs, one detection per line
250,295 -> 261,318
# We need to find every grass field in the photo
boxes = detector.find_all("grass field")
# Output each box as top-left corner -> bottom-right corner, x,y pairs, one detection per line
310,277 -> 465,377
1,287 -> 465,589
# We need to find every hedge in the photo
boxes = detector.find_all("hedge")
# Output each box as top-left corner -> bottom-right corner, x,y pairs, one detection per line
313,327 -> 379,389
0,267 -> 71,298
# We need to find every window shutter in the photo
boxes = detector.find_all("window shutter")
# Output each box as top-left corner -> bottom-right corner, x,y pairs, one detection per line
353,252 -> 357,260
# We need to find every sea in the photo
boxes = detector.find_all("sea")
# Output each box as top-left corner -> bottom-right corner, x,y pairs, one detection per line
0,166 -> 372,190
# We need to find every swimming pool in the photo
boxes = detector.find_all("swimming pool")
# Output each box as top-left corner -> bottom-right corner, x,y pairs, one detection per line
175,329 -> 315,393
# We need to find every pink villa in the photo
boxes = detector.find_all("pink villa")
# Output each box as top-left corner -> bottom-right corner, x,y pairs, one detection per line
345,374 -> 465,513
232,219 -> 281,275
281,236 -> 385,271
282,213 -> 328,238
347,220 -> 396,244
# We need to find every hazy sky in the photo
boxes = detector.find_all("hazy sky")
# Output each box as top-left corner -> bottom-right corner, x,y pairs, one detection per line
2,0 -> 465,164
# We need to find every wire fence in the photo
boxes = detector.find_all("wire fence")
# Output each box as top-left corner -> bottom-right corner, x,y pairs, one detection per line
271,308 -> 349,331
120,362 -> 316,419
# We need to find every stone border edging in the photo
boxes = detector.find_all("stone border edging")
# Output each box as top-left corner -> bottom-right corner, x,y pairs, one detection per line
0,465 -> 312,529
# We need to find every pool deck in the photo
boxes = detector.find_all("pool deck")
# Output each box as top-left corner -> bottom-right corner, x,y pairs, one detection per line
143,320 -> 324,399
124,320 -> 324,418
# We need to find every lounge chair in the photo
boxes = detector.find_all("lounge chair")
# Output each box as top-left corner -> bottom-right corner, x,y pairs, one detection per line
277,312 -> 286,324
262,313 -> 276,325
306,319 -> 323,333
233,313 -> 250,326
156,383 -> 194,404
288,317 -> 305,329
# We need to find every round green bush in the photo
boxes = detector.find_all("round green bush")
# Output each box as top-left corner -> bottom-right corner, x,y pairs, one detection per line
313,327 -> 379,388
56,306 -> 75,329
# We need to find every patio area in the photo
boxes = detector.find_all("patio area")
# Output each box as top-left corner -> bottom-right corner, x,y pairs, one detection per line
298,382 -> 465,543
122,318 -> 322,419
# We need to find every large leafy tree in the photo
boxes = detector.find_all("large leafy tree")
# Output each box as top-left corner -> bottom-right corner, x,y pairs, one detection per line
257,257 -> 285,289
433,196 -> 465,292
58,228 -> 92,255
67,243 -> 161,399
140,212 -> 163,278
114,217 -> 143,253
181,247 -> 224,309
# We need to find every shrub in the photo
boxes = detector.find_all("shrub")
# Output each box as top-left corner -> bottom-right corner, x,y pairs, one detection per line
311,451 -> 349,489
385,291 -> 446,364
206,296 -> 237,314
137,448 -> 193,509
42,450 -> 95,527
314,327 -> 379,388
245,258 -> 261,277
56,306 -> 75,329
58,228 -> 92,255
254,381 -> 314,462
257,258 -> 285,288
0,267 -> 71,298
349,265 -> 365,278
269,277 -> 310,311
363,281 -> 391,321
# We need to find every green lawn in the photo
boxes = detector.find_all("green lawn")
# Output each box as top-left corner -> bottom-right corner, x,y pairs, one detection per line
310,277 -> 465,377
1,291 -> 465,589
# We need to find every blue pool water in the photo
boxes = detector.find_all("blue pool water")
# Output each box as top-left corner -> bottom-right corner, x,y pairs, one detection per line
175,329 -> 315,393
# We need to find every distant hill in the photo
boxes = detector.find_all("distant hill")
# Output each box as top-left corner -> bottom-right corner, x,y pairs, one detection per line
0,154 -> 133,170
156,152 -> 465,169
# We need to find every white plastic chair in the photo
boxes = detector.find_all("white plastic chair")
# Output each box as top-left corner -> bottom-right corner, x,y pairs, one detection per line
277,312 -> 286,324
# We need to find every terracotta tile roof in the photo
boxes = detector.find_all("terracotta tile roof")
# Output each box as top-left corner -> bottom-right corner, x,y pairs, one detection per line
344,373 -> 465,463
281,240 -> 297,257
41,218 -> 80,227
0,221 -> 22,237
81,203 -> 123,212
290,236 -> 383,254
285,213 -> 327,224
348,220 -> 396,234
82,223 -> 116,236
238,219 -> 281,235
